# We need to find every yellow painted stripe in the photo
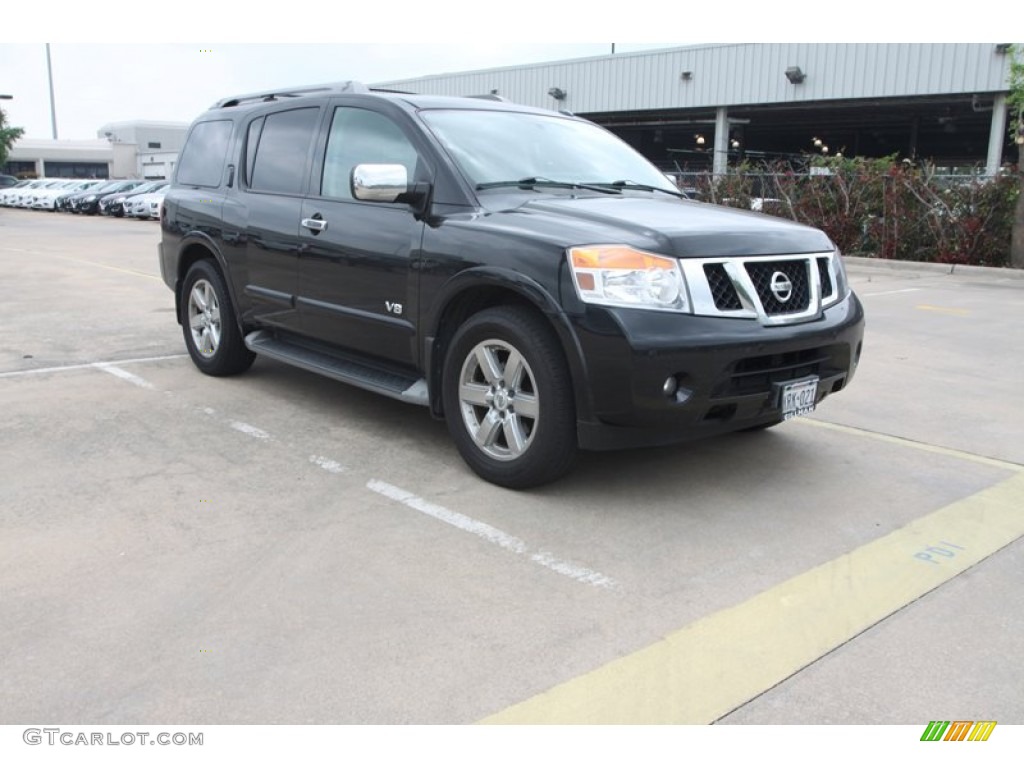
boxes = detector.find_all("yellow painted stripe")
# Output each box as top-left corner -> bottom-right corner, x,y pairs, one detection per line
42,251 -> 162,281
916,304 -> 969,316
481,471 -> 1024,724
795,418 -> 1024,472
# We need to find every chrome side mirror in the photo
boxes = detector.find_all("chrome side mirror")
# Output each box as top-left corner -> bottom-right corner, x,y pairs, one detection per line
352,164 -> 408,202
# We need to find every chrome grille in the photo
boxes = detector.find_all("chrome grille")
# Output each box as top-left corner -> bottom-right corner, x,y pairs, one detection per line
681,251 -> 838,327
744,260 -> 810,315
817,257 -> 834,299
703,263 -> 742,310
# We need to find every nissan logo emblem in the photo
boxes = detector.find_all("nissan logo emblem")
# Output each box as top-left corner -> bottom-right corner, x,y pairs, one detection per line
770,271 -> 793,303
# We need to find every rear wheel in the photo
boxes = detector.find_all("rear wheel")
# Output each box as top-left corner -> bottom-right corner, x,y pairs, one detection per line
180,260 -> 255,376
442,306 -> 577,489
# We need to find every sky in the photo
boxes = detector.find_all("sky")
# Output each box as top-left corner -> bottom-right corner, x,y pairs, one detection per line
0,43 -> 672,139
0,2 -> 1010,140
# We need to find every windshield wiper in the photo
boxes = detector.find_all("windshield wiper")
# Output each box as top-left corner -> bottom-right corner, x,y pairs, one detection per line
592,180 -> 686,198
476,177 -> 620,194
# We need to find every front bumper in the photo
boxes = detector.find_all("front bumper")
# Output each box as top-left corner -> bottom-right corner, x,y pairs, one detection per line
571,292 -> 865,450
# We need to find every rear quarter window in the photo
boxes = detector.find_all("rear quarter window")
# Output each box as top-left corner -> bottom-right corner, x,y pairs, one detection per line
176,120 -> 233,187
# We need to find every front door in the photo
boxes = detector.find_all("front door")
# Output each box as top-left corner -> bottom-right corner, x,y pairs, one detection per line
297,105 -> 428,366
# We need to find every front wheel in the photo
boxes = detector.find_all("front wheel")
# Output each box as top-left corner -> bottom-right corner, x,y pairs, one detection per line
180,260 -> 255,376
442,306 -> 577,489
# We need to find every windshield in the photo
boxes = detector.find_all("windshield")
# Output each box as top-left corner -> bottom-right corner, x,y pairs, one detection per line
420,109 -> 676,193
130,182 -> 161,194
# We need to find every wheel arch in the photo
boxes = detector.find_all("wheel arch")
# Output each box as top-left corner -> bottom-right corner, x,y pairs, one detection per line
173,234 -> 239,330
424,267 -> 592,422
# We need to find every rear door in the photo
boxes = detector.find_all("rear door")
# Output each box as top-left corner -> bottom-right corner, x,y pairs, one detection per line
230,105 -> 322,333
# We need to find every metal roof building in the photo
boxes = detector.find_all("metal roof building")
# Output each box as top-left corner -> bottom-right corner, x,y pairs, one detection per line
376,43 -> 1018,176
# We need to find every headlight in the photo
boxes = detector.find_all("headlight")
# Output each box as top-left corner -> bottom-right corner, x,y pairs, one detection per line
831,246 -> 850,302
84,195 -> 96,202
568,245 -> 689,312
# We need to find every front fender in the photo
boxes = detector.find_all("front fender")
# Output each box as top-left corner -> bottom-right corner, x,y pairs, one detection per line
424,266 -> 595,423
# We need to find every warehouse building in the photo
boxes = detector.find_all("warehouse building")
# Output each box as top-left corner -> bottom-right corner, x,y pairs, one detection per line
375,43 -> 1019,177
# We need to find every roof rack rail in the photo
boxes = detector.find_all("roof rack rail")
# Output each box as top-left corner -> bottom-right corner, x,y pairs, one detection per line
466,93 -> 510,102
213,81 -> 371,109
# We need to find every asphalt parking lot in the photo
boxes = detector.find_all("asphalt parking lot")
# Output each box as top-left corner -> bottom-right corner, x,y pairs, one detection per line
1,208 -> 1022,726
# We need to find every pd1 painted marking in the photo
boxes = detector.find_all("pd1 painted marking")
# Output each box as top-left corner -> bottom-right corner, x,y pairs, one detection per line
914,540 -> 965,565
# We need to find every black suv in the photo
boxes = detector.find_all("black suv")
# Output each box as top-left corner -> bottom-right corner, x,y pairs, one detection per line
160,82 -> 864,488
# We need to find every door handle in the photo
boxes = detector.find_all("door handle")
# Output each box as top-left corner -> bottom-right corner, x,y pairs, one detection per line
301,217 -> 328,232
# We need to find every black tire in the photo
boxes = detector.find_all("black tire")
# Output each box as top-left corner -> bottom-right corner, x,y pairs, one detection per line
442,305 -> 577,489
180,260 -> 255,377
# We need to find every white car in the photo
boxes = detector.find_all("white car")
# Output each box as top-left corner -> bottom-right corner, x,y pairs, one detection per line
0,180 -> 33,206
30,180 -> 87,210
14,179 -> 54,208
127,188 -> 169,219
3,179 -> 52,207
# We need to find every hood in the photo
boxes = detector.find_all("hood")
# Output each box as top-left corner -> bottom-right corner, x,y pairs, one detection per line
480,193 -> 833,258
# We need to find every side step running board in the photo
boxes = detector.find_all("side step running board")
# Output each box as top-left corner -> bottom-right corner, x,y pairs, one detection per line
245,331 -> 429,407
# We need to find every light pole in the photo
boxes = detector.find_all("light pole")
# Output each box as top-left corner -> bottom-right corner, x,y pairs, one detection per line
46,44 -> 58,139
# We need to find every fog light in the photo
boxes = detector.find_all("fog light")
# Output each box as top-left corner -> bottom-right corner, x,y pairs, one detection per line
674,387 -> 693,404
662,376 -> 678,397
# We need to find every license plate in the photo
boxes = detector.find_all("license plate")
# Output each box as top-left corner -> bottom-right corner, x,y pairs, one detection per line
779,377 -> 819,420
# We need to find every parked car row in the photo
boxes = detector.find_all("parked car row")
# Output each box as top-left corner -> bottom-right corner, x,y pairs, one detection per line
0,177 -> 169,219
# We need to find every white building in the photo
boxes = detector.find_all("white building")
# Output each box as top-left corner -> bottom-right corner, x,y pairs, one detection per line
4,120 -> 188,180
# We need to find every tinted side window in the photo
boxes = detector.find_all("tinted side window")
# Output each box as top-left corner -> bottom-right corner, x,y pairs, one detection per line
177,120 -> 232,187
321,108 -> 419,200
249,107 -> 319,195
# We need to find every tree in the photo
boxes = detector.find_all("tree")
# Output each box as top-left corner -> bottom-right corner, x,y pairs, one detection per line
1009,45 -> 1024,269
0,105 -> 25,170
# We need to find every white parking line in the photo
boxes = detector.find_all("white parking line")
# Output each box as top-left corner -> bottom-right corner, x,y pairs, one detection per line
94,363 -> 155,389
0,354 -> 186,379
859,287 -> 923,296
310,455 -> 346,474
230,422 -> 271,441
366,479 -> 617,590
4,348 -> 613,591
